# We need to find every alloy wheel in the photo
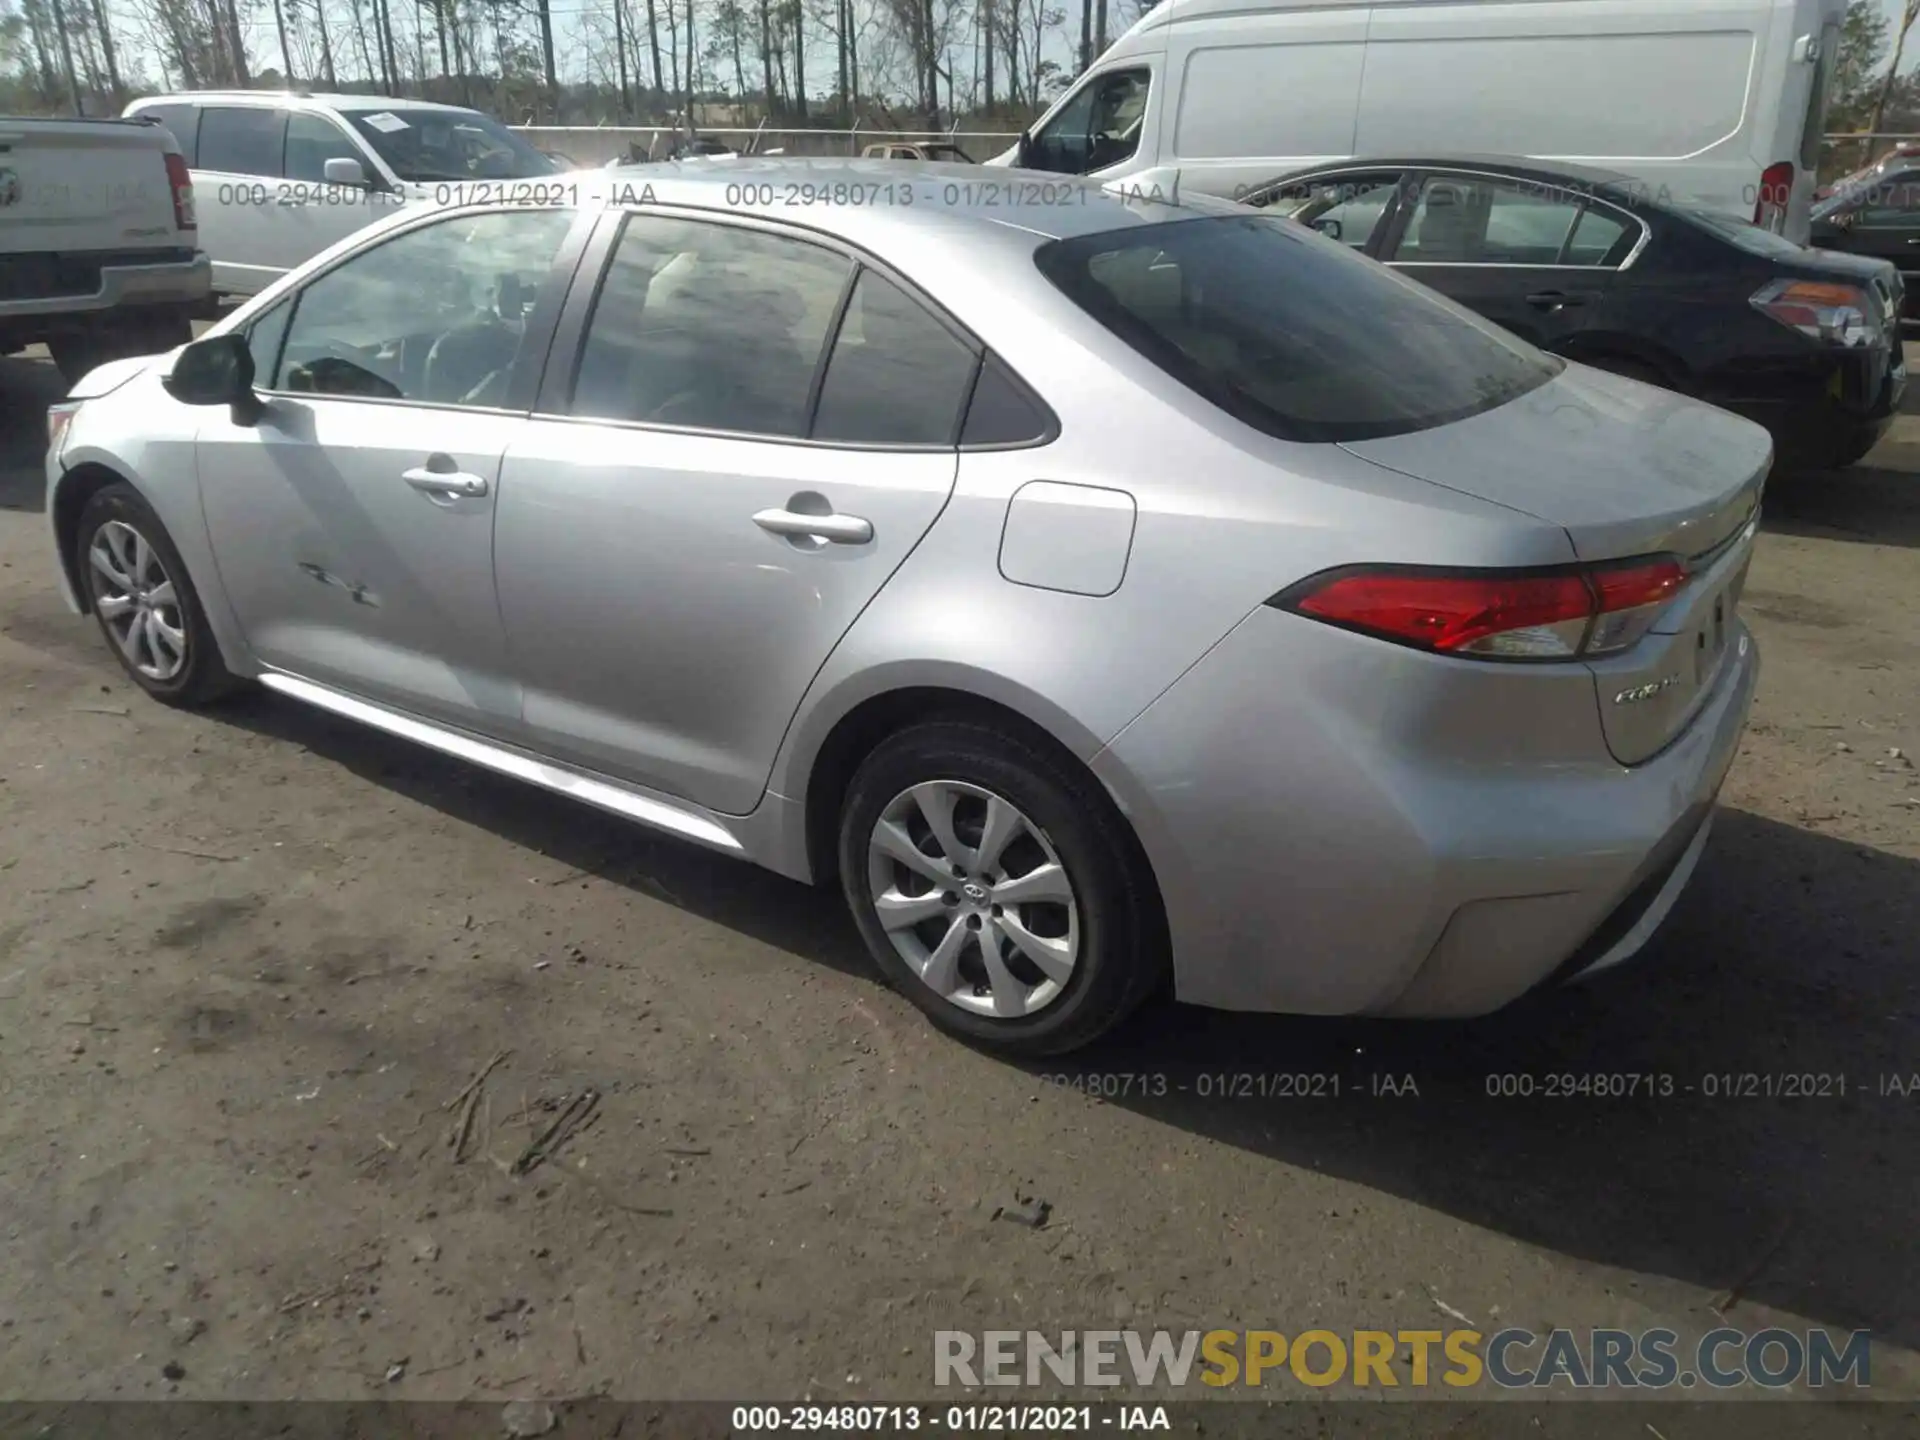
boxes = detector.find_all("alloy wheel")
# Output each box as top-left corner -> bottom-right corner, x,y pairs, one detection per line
865,780 -> 1080,1018
87,519 -> 189,682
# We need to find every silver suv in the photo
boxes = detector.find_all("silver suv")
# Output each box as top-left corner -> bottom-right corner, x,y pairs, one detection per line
123,91 -> 561,299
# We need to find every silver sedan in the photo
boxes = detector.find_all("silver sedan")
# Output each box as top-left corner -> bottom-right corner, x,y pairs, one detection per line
44,159 -> 1763,1054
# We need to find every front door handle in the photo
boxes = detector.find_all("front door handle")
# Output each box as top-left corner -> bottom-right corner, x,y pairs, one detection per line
753,506 -> 873,545
403,465 -> 489,499
1526,290 -> 1586,310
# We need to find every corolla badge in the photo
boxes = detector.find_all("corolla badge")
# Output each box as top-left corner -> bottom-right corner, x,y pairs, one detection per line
0,168 -> 19,208
1614,675 -> 1679,705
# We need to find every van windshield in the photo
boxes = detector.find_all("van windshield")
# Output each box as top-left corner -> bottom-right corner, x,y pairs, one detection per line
345,107 -> 556,182
1035,214 -> 1560,444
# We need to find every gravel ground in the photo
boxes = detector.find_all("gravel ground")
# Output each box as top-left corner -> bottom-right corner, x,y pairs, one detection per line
0,347 -> 1915,1421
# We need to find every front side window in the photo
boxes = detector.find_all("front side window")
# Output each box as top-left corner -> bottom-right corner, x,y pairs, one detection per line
272,209 -> 574,407
196,106 -> 287,177
1285,175 -> 1404,251
284,113 -> 368,183
571,215 -> 852,436
1027,68 -> 1151,176
1037,214 -> 1561,444
812,270 -> 978,445
344,107 -> 556,183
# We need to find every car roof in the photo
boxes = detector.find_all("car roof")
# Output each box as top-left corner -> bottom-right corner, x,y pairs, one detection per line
131,90 -> 479,116
1278,154 -> 1641,191
594,156 -> 1234,245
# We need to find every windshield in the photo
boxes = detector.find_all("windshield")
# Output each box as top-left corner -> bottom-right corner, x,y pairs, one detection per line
345,107 -> 556,183
1035,214 -> 1560,444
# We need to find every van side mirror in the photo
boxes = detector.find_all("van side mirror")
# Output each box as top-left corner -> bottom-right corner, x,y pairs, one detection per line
323,156 -> 369,188
164,333 -> 263,425
1016,130 -> 1034,167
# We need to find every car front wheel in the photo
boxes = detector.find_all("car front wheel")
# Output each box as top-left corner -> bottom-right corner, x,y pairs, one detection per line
838,719 -> 1166,1056
75,483 -> 242,707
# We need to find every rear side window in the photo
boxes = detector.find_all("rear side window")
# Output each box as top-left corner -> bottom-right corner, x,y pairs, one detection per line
571,215 -> 852,436
960,355 -> 1054,447
1564,206 -> 1635,266
197,107 -> 287,177
812,270 -> 978,446
138,104 -> 200,163
1036,214 -> 1560,445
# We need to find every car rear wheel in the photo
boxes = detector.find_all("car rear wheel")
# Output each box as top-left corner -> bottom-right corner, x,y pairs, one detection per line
75,484 -> 242,707
838,720 -> 1166,1056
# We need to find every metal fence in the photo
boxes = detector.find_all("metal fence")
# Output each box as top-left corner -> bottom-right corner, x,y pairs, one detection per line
516,125 -> 1024,167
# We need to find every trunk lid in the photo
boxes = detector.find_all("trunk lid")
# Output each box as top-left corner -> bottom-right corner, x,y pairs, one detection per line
1340,365 -> 1768,764
1337,362 -> 1768,564
0,117 -> 186,258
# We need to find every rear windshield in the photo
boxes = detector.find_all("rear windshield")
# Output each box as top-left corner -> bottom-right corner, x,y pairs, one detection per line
1683,206 -> 1816,259
1034,214 -> 1560,444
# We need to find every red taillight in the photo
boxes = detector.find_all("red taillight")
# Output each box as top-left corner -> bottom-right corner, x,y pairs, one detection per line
164,151 -> 196,232
1754,160 -> 1795,230
1276,556 -> 1689,661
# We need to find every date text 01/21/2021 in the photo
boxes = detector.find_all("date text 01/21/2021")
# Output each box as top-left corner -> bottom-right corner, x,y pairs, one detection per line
730,1405 -> 1170,1432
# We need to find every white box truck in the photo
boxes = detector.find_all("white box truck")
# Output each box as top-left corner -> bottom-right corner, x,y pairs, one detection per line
992,0 -> 1847,244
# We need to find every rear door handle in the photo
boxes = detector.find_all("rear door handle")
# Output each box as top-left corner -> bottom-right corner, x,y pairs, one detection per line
1526,290 -> 1586,310
403,465 -> 489,499
753,506 -> 873,545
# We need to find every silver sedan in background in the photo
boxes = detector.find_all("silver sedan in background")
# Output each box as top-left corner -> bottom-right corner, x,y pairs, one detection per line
44,160 -> 1763,1054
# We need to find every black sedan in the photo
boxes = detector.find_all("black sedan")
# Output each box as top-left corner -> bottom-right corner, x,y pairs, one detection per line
1245,156 -> 1905,473
1809,162 -> 1920,317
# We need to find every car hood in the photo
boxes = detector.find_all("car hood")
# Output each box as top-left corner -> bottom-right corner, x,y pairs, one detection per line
67,351 -> 168,401
1338,363 -> 1770,563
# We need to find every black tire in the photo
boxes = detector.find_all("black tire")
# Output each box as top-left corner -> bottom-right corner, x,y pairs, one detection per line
1812,431 -> 1882,472
74,483 -> 244,708
838,719 -> 1168,1056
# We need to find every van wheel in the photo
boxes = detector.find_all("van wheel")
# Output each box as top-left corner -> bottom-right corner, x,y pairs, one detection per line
74,483 -> 243,707
838,719 -> 1167,1056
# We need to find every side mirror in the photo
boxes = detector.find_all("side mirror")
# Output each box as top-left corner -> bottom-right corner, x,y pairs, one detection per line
164,333 -> 262,425
1312,217 -> 1343,241
1016,131 -> 1034,167
322,156 -> 369,188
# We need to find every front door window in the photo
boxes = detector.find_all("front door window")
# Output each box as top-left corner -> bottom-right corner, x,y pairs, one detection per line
1027,68 -> 1151,176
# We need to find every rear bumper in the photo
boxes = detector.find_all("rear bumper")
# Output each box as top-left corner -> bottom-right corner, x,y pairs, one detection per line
0,250 -> 210,320
1092,608 -> 1758,1019
1711,340 -> 1903,469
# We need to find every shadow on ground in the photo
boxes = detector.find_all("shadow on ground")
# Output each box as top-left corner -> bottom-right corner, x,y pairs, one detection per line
203,686 -> 1920,1352
1767,456 -> 1920,549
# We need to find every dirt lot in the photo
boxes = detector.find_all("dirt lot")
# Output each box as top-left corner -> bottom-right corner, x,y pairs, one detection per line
0,346 -> 1916,1420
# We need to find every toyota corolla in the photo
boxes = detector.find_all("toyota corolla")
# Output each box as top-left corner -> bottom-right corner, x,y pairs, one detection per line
45,160 -> 1762,1054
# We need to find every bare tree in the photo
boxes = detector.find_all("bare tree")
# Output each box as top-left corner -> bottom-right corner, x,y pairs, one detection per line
85,0 -> 122,102
1870,0 -> 1920,153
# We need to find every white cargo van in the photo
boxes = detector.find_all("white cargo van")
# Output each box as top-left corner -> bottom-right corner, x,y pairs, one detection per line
993,0 -> 1846,243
